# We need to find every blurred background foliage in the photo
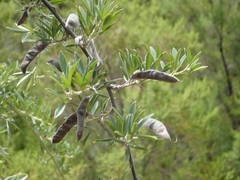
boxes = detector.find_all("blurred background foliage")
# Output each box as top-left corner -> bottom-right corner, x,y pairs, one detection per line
0,0 -> 240,179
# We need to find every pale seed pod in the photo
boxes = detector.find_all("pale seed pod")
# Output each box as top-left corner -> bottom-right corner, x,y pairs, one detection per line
76,96 -> 90,141
65,13 -> 80,29
75,35 -> 84,46
21,41 -> 49,73
52,113 -> 77,144
131,70 -> 179,83
48,59 -> 62,72
143,118 -> 171,140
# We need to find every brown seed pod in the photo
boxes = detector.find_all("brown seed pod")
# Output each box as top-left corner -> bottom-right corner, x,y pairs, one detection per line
76,96 -> 90,141
21,41 -> 49,74
131,70 -> 180,83
48,59 -> 62,72
52,113 -> 77,144
17,6 -> 30,26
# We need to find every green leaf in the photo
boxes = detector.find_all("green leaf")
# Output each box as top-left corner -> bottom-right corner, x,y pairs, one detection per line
191,65 -> 208,72
96,138 -> 114,142
172,48 -> 178,59
90,101 -> 99,114
149,46 -> 157,61
6,26 -> 30,33
137,114 -> 154,131
59,52 -> 68,78
139,134 -> 159,141
54,104 -> 66,118
5,173 -> 28,180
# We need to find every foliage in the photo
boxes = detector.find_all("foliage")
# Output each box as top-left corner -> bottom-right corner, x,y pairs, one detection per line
0,0 -> 240,180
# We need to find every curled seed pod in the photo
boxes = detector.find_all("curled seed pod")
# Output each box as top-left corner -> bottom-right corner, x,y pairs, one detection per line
48,59 -> 62,72
75,35 -> 84,46
17,6 -> 30,26
76,96 -> 90,141
65,13 -> 80,29
131,70 -> 179,83
52,113 -> 77,144
143,118 -> 171,140
21,41 -> 49,74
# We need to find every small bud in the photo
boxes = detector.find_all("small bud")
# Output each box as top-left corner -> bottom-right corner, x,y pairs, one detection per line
65,13 -> 80,29
75,35 -> 84,46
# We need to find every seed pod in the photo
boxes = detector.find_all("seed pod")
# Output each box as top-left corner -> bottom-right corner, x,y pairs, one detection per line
17,6 -> 30,26
65,13 -> 80,29
48,59 -> 62,72
143,118 -> 171,140
52,113 -> 77,144
131,70 -> 179,83
75,35 -> 84,46
76,96 -> 90,141
21,41 -> 49,74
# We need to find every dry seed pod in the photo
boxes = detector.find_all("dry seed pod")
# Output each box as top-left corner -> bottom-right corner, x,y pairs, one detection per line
52,113 -> 77,144
65,13 -> 80,29
48,59 -> 62,72
21,41 -> 49,73
75,35 -> 84,46
131,70 -> 179,83
17,6 -> 30,26
143,118 -> 171,140
76,96 -> 90,141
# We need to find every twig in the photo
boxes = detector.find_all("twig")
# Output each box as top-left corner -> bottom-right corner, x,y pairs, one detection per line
109,80 -> 140,90
41,0 -> 91,59
126,145 -> 138,180
208,0 -> 233,96
106,86 -> 117,108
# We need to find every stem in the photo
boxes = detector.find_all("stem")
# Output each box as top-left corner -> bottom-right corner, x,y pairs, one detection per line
208,0 -> 233,96
106,86 -> 117,108
218,33 -> 233,96
41,0 -> 91,59
126,145 -> 138,180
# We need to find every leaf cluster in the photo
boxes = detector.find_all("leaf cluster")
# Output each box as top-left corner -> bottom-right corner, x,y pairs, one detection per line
120,47 -> 207,80
77,0 -> 122,37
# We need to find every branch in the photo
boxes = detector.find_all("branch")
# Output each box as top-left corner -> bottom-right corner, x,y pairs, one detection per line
126,145 -> 138,180
109,80 -> 140,90
41,0 -> 117,109
41,0 -> 91,59
106,86 -> 117,108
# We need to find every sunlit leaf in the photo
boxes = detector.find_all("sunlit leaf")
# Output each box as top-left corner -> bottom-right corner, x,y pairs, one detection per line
54,104 -> 66,118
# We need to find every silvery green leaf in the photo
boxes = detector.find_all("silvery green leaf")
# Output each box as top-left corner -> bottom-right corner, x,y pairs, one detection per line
54,104 -> 66,118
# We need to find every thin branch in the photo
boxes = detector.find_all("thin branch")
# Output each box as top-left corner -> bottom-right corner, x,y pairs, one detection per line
106,86 -> 117,108
109,80 -> 140,90
208,0 -> 233,96
41,0 -> 91,59
217,30 -> 233,96
126,145 -> 138,180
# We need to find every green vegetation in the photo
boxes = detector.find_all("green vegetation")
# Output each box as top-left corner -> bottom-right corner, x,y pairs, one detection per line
0,0 -> 240,180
